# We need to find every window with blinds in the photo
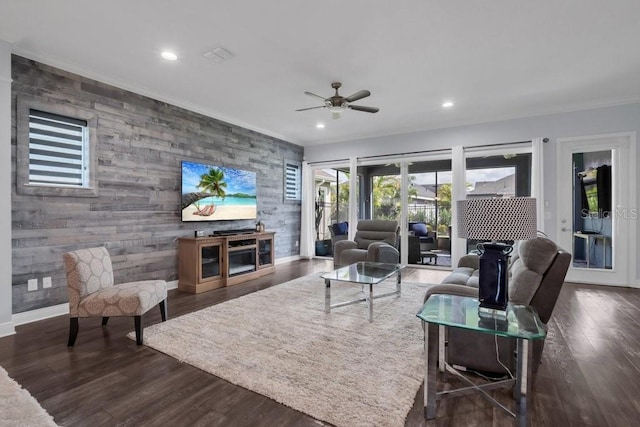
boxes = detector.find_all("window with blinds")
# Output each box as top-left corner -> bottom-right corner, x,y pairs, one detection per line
284,162 -> 301,201
28,109 -> 88,187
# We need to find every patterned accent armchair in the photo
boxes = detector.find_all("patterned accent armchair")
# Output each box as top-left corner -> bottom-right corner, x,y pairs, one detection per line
63,247 -> 168,346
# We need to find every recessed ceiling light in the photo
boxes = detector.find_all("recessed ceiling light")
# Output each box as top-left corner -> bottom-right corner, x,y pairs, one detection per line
316,123 -> 325,129
442,101 -> 454,109
161,51 -> 178,61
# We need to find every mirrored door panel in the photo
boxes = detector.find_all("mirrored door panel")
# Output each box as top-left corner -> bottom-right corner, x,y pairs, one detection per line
571,150 -> 612,270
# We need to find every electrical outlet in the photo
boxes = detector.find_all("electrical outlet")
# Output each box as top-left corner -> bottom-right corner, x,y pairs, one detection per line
27,278 -> 38,291
43,277 -> 52,288
295,240 -> 299,247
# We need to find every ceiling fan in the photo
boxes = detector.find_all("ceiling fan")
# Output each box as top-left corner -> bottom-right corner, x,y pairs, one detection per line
296,82 -> 379,119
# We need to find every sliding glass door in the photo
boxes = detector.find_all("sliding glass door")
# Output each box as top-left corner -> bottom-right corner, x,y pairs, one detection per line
356,152 -> 453,267
312,165 -> 353,257
306,142 -> 542,269
358,163 -> 401,221
404,160 -> 453,266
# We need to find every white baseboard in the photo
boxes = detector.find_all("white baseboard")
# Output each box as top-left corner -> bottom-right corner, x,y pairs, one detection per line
7,272 -> 286,329
12,280 -> 179,327
0,321 -> 16,338
12,302 -> 69,326
275,255 -> 301,265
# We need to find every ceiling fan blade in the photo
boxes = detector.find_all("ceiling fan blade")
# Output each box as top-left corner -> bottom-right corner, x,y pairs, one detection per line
348,105 -> 379,113
344,90 -> 370,103
295,106 -> 325,112
304,91 -> 327,101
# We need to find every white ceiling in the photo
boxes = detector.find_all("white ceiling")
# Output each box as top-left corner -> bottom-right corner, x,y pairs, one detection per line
2,0 -> 640,147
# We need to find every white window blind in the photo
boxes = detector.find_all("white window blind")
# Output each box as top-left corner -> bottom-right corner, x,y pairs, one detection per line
28,109 -> 88,187
285,162 -> 301,201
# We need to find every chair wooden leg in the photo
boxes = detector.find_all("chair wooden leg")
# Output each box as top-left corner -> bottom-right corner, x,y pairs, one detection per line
159,300 -> 167,322
134,316 -> 143,345
102,317 -> 109,326
68,318 -> 79,347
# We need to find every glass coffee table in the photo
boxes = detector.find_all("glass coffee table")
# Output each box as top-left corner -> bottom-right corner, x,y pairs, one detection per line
321,262 -> 403,322
417,294 -> 546,426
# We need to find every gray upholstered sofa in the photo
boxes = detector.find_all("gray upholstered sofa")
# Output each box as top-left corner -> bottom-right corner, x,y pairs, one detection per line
424,236 -> 571,375
439,253 -> 480,286
333,219 -> 399,268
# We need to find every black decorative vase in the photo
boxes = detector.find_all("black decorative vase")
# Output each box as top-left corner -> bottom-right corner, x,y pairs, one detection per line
477,243 -> 512,311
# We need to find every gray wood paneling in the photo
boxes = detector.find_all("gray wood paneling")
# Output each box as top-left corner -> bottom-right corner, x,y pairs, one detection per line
10,55 -> 303,313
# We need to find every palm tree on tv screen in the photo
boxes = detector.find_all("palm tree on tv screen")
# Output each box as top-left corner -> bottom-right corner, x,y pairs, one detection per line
197,168 -> 227,211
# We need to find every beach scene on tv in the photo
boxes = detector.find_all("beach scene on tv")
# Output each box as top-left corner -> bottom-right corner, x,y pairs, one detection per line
181,161 -> 257,221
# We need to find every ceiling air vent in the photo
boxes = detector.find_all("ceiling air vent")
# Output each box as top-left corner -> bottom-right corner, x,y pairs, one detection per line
203,47 -> 234,63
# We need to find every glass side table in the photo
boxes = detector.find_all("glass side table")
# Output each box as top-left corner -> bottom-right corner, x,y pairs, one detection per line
417,294 -> 546,427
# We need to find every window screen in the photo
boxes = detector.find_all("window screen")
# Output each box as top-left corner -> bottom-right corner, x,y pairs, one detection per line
28,109 -> 88,187
285,162 -> 301,201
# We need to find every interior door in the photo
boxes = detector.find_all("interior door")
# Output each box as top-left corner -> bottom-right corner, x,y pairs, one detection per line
556,134 -> 634,286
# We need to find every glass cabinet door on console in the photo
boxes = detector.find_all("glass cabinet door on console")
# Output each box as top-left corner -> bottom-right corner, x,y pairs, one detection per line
200,244 -> 221,280
259,236 -> 274,267
178,236 -> 225,294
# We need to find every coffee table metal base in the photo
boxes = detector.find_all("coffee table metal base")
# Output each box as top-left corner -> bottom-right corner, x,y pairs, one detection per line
324,273 -> 401,322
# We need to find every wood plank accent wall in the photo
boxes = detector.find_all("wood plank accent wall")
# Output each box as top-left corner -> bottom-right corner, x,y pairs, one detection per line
10,55 -> 303,313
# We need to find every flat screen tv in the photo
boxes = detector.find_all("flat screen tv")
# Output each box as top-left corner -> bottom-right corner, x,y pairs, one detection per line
181,161 -> 257,222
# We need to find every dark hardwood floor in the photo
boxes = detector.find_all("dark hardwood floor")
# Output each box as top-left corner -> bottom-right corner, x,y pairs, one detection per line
1,259 -> 639,426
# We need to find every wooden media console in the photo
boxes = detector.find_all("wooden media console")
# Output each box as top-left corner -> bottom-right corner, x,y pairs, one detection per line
177,231 -> 275,293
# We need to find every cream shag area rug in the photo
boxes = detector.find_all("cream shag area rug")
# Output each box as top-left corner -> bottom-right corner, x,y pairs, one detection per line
137,274 -> 432,427
0,365 -> 58,426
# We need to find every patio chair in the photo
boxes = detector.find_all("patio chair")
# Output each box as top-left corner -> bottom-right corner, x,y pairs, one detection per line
328,221 -> 349,255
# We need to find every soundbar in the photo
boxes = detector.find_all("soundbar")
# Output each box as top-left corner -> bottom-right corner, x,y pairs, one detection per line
210,228 -> 257,236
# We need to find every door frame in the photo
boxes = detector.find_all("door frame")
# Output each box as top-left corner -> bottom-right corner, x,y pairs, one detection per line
555,132 -> 637,287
